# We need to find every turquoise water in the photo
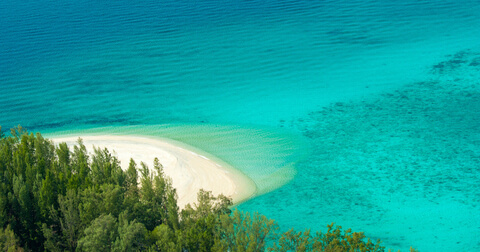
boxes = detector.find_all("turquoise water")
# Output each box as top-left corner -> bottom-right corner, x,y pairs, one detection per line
1,0 -> 480,250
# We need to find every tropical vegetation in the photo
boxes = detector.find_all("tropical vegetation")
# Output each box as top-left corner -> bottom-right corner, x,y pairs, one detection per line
0,126 -> 415,251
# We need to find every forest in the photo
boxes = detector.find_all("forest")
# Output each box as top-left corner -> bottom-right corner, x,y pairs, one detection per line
0,126 -> 414,251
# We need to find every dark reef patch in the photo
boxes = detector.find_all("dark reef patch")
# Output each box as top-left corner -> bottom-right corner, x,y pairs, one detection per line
294,49 -> 480,208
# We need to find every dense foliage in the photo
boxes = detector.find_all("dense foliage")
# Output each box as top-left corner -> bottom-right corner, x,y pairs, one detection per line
0,126 -> 415,251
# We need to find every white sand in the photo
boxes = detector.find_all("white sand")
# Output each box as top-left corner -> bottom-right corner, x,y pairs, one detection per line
50,135 -> 256,208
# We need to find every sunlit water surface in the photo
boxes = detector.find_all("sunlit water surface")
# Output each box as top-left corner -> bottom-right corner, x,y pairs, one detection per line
1,0 -> 480,250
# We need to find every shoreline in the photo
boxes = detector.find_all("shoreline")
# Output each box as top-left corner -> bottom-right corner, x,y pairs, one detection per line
50,135 -> 257,208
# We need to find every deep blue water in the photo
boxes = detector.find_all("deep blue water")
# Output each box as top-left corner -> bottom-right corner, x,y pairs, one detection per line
2,0 -> 480,250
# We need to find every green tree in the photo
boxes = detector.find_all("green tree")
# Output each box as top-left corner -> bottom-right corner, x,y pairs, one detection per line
125,159 -> 139,194
112,211 -> 148,252
136,162 -> 163,231
78,186 -> 105,227
100,184 -> 124,218
270,223 -> 385,252
9,125 -> 26,139
33,133 -> 55,177
77,214 -> 118,252
0,225 -> 23,252
214,210 -> 278,252
38,171 -> 56,219
56,142 -> 70,177
57,190 -> 82,251
164,185 -> 179,230
149,224 -> 179,251
153,158 -> 179,230
0,187 -> 7,228
90,147 -> 123,186
41,222 -> 63,252
11,174 -> 36,247
270,228 -> 313,252
123,159 -> 140,221
71,138 -> 90,188
182,190 -> 232,220
179,213 -> 217,252
313,223 -> 384,252
139,162 -> 153,201
178,190 -> 233,252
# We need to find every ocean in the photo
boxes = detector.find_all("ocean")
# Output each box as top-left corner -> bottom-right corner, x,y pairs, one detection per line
1,0 -> 480,250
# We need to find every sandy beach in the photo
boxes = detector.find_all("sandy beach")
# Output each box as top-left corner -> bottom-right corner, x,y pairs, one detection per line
50,135 -> 256,208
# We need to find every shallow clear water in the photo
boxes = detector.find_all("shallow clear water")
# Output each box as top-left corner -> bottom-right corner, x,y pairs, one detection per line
2,0 -> 480,250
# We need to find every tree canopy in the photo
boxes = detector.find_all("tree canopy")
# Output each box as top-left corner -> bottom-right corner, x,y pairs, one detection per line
0,126 -> 415,251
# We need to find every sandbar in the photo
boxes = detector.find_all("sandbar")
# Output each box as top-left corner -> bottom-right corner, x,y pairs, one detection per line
50,135 -> 256,208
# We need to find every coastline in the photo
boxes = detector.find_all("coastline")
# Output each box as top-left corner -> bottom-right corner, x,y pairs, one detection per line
50,135 -> 257,208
